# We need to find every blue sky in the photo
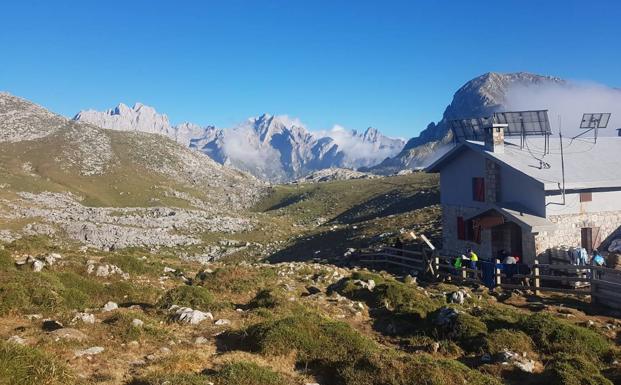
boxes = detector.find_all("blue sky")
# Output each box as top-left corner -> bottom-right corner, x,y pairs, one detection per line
1,0 -> 620,138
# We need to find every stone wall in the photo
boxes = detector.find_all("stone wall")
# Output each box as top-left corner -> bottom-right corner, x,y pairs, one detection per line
485,158 -> 500,203
534,210 -> 621,257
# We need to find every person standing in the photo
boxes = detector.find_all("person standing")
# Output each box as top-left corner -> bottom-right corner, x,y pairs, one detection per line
466,248 -> 478,270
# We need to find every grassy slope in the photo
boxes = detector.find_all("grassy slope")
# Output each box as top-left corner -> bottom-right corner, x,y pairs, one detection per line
250,173 -> 441,262
0,129 -> 216,208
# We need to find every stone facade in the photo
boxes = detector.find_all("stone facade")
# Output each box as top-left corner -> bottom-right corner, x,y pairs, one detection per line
534,210 -> 621,257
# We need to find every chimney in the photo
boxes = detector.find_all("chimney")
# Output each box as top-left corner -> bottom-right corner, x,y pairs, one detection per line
484,124 -> 507,153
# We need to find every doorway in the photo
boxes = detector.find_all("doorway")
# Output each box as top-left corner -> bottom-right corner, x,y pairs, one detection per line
491,222 -> 523,259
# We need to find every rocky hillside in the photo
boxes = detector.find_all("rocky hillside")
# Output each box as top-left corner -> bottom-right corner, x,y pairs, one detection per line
74,105 -> 405,182
0,93 -> 264,250
369,72 -> 565,174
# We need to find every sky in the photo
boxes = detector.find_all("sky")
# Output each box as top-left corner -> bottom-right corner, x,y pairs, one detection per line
1,0 -> 620,138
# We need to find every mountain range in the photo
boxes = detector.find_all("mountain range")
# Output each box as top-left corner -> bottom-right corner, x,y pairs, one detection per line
74,106 -> 405,182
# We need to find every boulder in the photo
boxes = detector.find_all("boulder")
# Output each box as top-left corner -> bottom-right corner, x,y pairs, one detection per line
72,312 -> 96,324
74,346 -> 104,357
170,306 -> 213,325
131,319 -> 144,328
7,335 -> 26,345
50,328 -> 88,342
102,301 -> 118,312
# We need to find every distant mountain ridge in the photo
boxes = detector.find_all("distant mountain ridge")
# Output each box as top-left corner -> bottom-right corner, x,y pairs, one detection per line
74,105 -> 405,182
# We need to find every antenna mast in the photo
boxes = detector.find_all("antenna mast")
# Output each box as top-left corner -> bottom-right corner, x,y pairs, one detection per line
558,115 -> 566,205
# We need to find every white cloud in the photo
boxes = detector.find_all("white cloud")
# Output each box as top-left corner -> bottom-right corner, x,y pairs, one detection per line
504,81 -> 621,138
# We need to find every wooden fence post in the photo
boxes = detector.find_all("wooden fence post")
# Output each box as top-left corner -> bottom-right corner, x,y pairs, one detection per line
590,266 -> 597,305
533,258 -> 540,296
495,259 -> 501,287
461,264 -> 467,280
434,252 -> 440,279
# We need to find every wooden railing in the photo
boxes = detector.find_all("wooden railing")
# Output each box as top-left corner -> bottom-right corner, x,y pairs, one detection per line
354,246 -> 621,308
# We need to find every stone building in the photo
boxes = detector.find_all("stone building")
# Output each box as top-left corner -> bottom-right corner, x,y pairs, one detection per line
426,125 -> 621,263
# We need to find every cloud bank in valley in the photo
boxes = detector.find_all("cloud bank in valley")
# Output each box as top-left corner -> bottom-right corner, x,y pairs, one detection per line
317,125 -> 405,168
504,81 -> 621,137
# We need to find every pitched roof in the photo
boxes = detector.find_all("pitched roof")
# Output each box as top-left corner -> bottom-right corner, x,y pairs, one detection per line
466,203 -> 556,233
426,137 -> 621,191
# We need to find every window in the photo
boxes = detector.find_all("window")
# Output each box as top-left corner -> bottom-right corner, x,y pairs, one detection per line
457,216 -> 466,240
580,192 -> 592,202
472,177 -> 485,202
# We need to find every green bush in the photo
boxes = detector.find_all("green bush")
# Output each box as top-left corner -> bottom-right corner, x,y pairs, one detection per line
127,373 -> 207,385
483,329 -> 534,355
518,313 -> 612,361
208,361 -> 289,385
546,353 -> 612,385
333,272 -> 440,319
449,312 -> 488,352
245,312 -> 377,369
248,289 -> 279,309
0,341 -> 75,385
157,285 -> 216,311
337,351 -> 502,385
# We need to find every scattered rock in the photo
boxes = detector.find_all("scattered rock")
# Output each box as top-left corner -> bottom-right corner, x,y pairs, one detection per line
131,319 -> 144,328
102,301 -> 118,312
74,346 -> 104,357
42,319 -> 64,332
170,306 -> 213,325
214,319 -> 231,326
31,259 -> 44,272
306,286 -> 322,295
72,312 -> 95,324
7,335 -> 26,345
50,328 -> 88,341
495,350 -> 536,373
194,336 -> 209,345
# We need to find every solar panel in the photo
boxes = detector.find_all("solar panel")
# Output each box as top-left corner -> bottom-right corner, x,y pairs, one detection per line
493,110 -> 551,137
580,113 -> 611,129
449,110 -> 551,141
449,116 -> 493,141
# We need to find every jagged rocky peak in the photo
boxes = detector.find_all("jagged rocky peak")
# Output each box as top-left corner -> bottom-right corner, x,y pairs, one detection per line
444,72 -> 565,120
74,101 -> 172,136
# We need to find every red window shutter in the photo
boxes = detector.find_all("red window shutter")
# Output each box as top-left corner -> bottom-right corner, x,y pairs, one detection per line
472,177 -> 485,202
457,216 -> 465,240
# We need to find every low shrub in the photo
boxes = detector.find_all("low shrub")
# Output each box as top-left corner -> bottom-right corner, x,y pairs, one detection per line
518,313 -> 612,361
337,351 -> 502,385
245,311 -> 377,370
157,285 -> 216,311
127,373 -> 207,385
247,289 -> 279,309
546,353 -> 612,385
207,361 -> 289,385
483,329 -> 534,355
0,341 -> 75,385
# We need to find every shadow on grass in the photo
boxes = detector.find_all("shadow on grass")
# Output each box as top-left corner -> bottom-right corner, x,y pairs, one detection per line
332,189 -> 439,225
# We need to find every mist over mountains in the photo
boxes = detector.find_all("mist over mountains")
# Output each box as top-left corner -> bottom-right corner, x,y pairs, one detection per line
74,106 -> 405,182
69,71 -> 621,181
369,72 -> 621,174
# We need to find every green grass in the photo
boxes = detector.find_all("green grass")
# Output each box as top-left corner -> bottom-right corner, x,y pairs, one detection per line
245,311 -> 377,369
207,361 -> 290,385
102,311 -> 170,343
517,313 -> 613,362
546,353 -> 613,385
157,285 -> 217,311
247,289 -> 280,309
0,341 -> 76,385
482,329 -> 534,355
198,266 -> 278,295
